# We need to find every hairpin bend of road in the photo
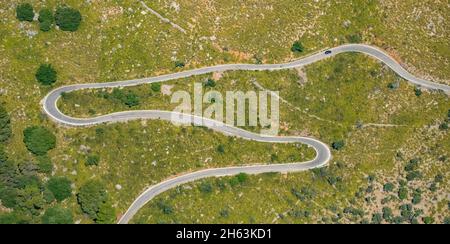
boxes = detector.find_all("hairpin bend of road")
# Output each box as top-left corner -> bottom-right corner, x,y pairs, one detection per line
40,44 -> 450,224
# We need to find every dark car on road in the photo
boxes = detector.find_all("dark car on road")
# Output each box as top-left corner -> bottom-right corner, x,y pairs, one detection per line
325,50 -> 332,55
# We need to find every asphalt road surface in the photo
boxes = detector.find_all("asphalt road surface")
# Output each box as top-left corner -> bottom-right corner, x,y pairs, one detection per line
40,44 -> 449,224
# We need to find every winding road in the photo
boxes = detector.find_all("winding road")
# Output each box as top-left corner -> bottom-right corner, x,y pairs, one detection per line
41,44 -> 450,224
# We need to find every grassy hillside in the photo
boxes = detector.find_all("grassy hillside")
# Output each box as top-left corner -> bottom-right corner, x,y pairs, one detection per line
0,0 -> 448,223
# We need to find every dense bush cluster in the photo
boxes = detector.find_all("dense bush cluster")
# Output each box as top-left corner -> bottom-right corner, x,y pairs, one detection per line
77,180 -> 115,223
109,88 -> 141,108
0,106 -> 73,224
16,3 -> 81,32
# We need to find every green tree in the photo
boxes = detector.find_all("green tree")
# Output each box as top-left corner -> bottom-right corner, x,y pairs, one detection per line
16,3 -> 34,22
96,201 -> 116,224
23,126 -> 56,155
77,180 -> 108,220
35,64 -> 57,85
42,206 -> 73,224
55,7 -> 82,32
38,8 -> 54,32
0,105 -> 12,143
291,41 -> 305,53
47,177 -> 72,202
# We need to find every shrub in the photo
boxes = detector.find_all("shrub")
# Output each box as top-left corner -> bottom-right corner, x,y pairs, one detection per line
444,217 -> 450,224
406,171 -> 422,182
405,158 -> 420,171
204,79 -> 216,88
332,140 -> 345,150
0,146 -> 7,164
422,217 -> 434,224
38,8 -> 54,32
23,126 -> 56,155
199,182 -> 213,193
42,206 -> 73,224
156,201 -> 173,215
96,201 -> 116,224
55,7 -> 82,32
219,209 -> 230,218
124,93 -> 140,107
0,105 -> 12,143
372,213 -> 382,224
0,187 -> 18,208
382,207 -> 393,221
236,173 -> 249,184
412,189 -> 422,205
346,33 -> 362,43
36,64 -> 57,85
439,123 -> 448,130
47,177 -> 72,202
388,82 -> 399,90
85,154 -> 100,166
16,3 -> 34,22
414,87 -> 422,97
37,155 -> 53,174
217,144 -> 225,154
77,180 -> 108,220
398,187 -> 408,200
383,183 -> 395,192
435,174 -> 444,183
291,41 -> 304,53
151,83 -> 161,92
175,61 -> 185,68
